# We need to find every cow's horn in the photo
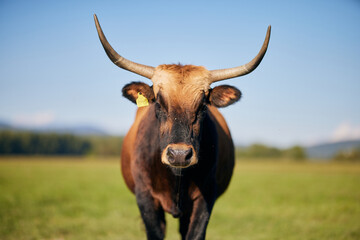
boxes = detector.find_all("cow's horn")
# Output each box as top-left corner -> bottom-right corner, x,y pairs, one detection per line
209,25 -> 271,83
94,14 -> 155,79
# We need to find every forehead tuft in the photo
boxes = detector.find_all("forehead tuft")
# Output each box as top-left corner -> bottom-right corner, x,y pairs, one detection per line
152,64 -> 211,97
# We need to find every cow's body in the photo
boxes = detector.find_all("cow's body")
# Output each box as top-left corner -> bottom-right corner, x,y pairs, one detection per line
94,14 -> 270,240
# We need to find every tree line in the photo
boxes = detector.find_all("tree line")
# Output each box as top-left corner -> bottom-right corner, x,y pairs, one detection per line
333,146 -> 360,162
235,143 -> 307,160
0,130 -> 123,156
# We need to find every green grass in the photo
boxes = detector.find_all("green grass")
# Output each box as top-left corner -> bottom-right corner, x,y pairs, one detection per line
0,157 -> 359,240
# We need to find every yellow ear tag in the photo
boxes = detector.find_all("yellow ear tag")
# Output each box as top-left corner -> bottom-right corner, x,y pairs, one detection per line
136,92 -> 149,107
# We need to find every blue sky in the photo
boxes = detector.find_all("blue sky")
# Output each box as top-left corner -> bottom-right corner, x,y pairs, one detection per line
0,0 -> 359,147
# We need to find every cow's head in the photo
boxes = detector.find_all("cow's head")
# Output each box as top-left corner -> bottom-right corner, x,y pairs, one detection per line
94,14 -> 270,169
121,65 -> 242,168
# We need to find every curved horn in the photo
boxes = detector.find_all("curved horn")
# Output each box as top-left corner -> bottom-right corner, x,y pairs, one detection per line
94,14 -> 155,79
210,25 -> 271,83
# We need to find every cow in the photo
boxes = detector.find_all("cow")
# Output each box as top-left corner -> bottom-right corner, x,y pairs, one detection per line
94,14 -> 270,240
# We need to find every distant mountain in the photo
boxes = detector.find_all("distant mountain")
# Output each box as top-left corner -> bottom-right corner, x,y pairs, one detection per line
0,120 -> 108,136
306,140 -> 360,160
0,121 -> 14,129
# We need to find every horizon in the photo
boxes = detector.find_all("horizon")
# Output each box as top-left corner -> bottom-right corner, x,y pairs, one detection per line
2,118 -> 360,149
1,0 -> 359,148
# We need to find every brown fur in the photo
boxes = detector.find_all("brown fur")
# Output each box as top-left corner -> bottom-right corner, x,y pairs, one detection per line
152,64 -> 211,108
121,104 -> 234,196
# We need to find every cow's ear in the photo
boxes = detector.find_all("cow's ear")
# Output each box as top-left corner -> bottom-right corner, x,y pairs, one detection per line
122,82 -> 155,104
209,85 -> 242,108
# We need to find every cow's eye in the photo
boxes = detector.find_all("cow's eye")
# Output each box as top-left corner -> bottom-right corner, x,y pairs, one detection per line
155,102 -> 161,119
155,102 -> 167,120
197,103 -> 207,116
199,104 -> 207,114
193,104 -> 207,124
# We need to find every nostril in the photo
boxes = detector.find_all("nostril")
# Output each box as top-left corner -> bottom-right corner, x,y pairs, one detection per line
167,147 -> 175,164
185,148 -> 193,161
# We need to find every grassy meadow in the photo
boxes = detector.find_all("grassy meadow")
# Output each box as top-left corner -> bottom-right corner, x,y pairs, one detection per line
0,157 -> 359,240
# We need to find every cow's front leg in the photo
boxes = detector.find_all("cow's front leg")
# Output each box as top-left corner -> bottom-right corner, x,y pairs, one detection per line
183,196 -> 214,240
136,190 -> 166,240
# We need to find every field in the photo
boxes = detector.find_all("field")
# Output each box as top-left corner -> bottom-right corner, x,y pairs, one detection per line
0,157 -> 359,240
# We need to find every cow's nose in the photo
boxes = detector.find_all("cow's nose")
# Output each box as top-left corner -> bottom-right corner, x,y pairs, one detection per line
166,146 -> 193,167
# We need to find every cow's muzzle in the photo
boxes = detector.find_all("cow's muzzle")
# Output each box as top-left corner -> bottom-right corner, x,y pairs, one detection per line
161,143 -> 197,168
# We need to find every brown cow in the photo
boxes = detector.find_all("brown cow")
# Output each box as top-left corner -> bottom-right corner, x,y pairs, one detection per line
94,14 -> 270,240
